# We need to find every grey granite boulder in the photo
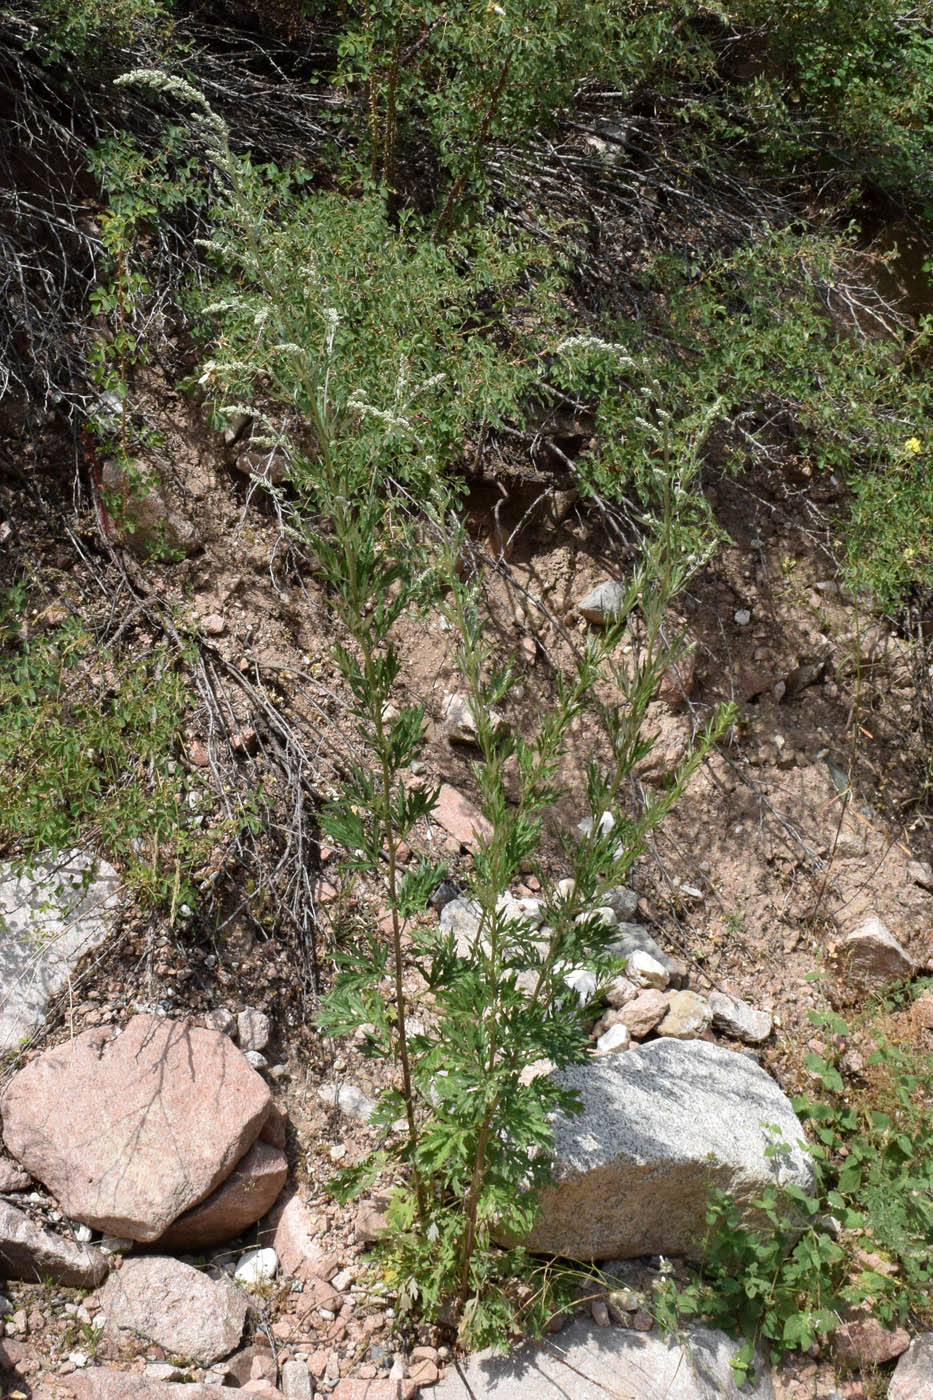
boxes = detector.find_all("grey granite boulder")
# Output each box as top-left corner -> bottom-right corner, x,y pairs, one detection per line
434,1318 -> 774,1399
519,1039 -> 814,1261
0,850 -> 120,1054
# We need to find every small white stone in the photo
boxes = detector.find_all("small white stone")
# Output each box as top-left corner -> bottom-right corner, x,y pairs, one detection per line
243,1050 -> 268,1069
596,1023 -> 631,1054
66,1219 -> 93,1243
734,608 -> 751,626
234,1247 -> 278,1286
628,950 -> 669,989
69,1352 -> 89,1369
319,1081 -> 377,1123
556,878 -> 576,901
331,1268 -> 353,1291
562,967 -> 597,1005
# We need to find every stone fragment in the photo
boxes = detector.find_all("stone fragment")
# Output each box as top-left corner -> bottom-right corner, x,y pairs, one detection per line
442,692 -> 480,744
609,924 -> 683,983
241,1383 -> 283,1400
604,975 -> 638,1009
0,1200 -> 107,1286
603,886 -> 639,920
433,1318 -> 774,1399
834,916 -> 914,991
432,784 -> 493,850
888,1333 -> 933,1400
155,1140 -> 287,1250
589,1297 -> 610,1327
517,1040 -> 814,1261
100,461 -> 201,558
627,949 -> 669,990
562,968 -> 597,1005
709,991 -> 772,1044
657,990 -> 711,1039
318,1081 -> 376,1122
595,1023 -> 630,1055
238,1007 -> 272,1053
99,1254 -> 248,1364
577,580 -> 627,625
281,1359 -> 313,1400
1,1014 -> 271,1241
203,1007 -> 236,1036
616,990 -> 669,1038
0,850 -> 120,1054
48,1372 -> 229,1399
235,1246 -> 278,1285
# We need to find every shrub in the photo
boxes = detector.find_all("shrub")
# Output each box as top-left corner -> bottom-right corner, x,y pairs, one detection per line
656,991 -> 933,1379
0,588 -> 227,912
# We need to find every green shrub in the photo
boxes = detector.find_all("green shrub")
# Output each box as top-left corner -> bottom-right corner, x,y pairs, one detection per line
0,588 -> 231,912
656,991 -> 933,1378
31,0 -> 175,70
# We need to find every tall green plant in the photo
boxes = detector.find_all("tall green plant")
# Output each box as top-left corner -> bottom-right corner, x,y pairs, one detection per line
114,71 -> 731,1341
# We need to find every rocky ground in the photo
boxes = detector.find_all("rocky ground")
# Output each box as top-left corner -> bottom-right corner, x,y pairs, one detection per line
0,397 -> 931,1400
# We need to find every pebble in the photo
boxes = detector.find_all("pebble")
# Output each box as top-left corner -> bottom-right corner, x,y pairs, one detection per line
709,990 -> 772,1044
595,1023 -> 631,1055
577,579 -> 628,624
319,1081 -> 377,1123
603,886 -> 639,919
657,989 -> 711,1038
627,950 -> 669,989
237,1006 -> 271,1053
562,967 -> 597,1005
65,1218 -> 94,1243
590,1298 -> 610,1327
235,1247 -> 279,1285
734,609 -> 751,626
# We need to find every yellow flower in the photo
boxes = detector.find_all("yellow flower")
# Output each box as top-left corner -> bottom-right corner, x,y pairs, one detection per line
903,437 -> 922,455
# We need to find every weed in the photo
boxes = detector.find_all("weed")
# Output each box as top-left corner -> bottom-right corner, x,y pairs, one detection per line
656,986 -> 933,1374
